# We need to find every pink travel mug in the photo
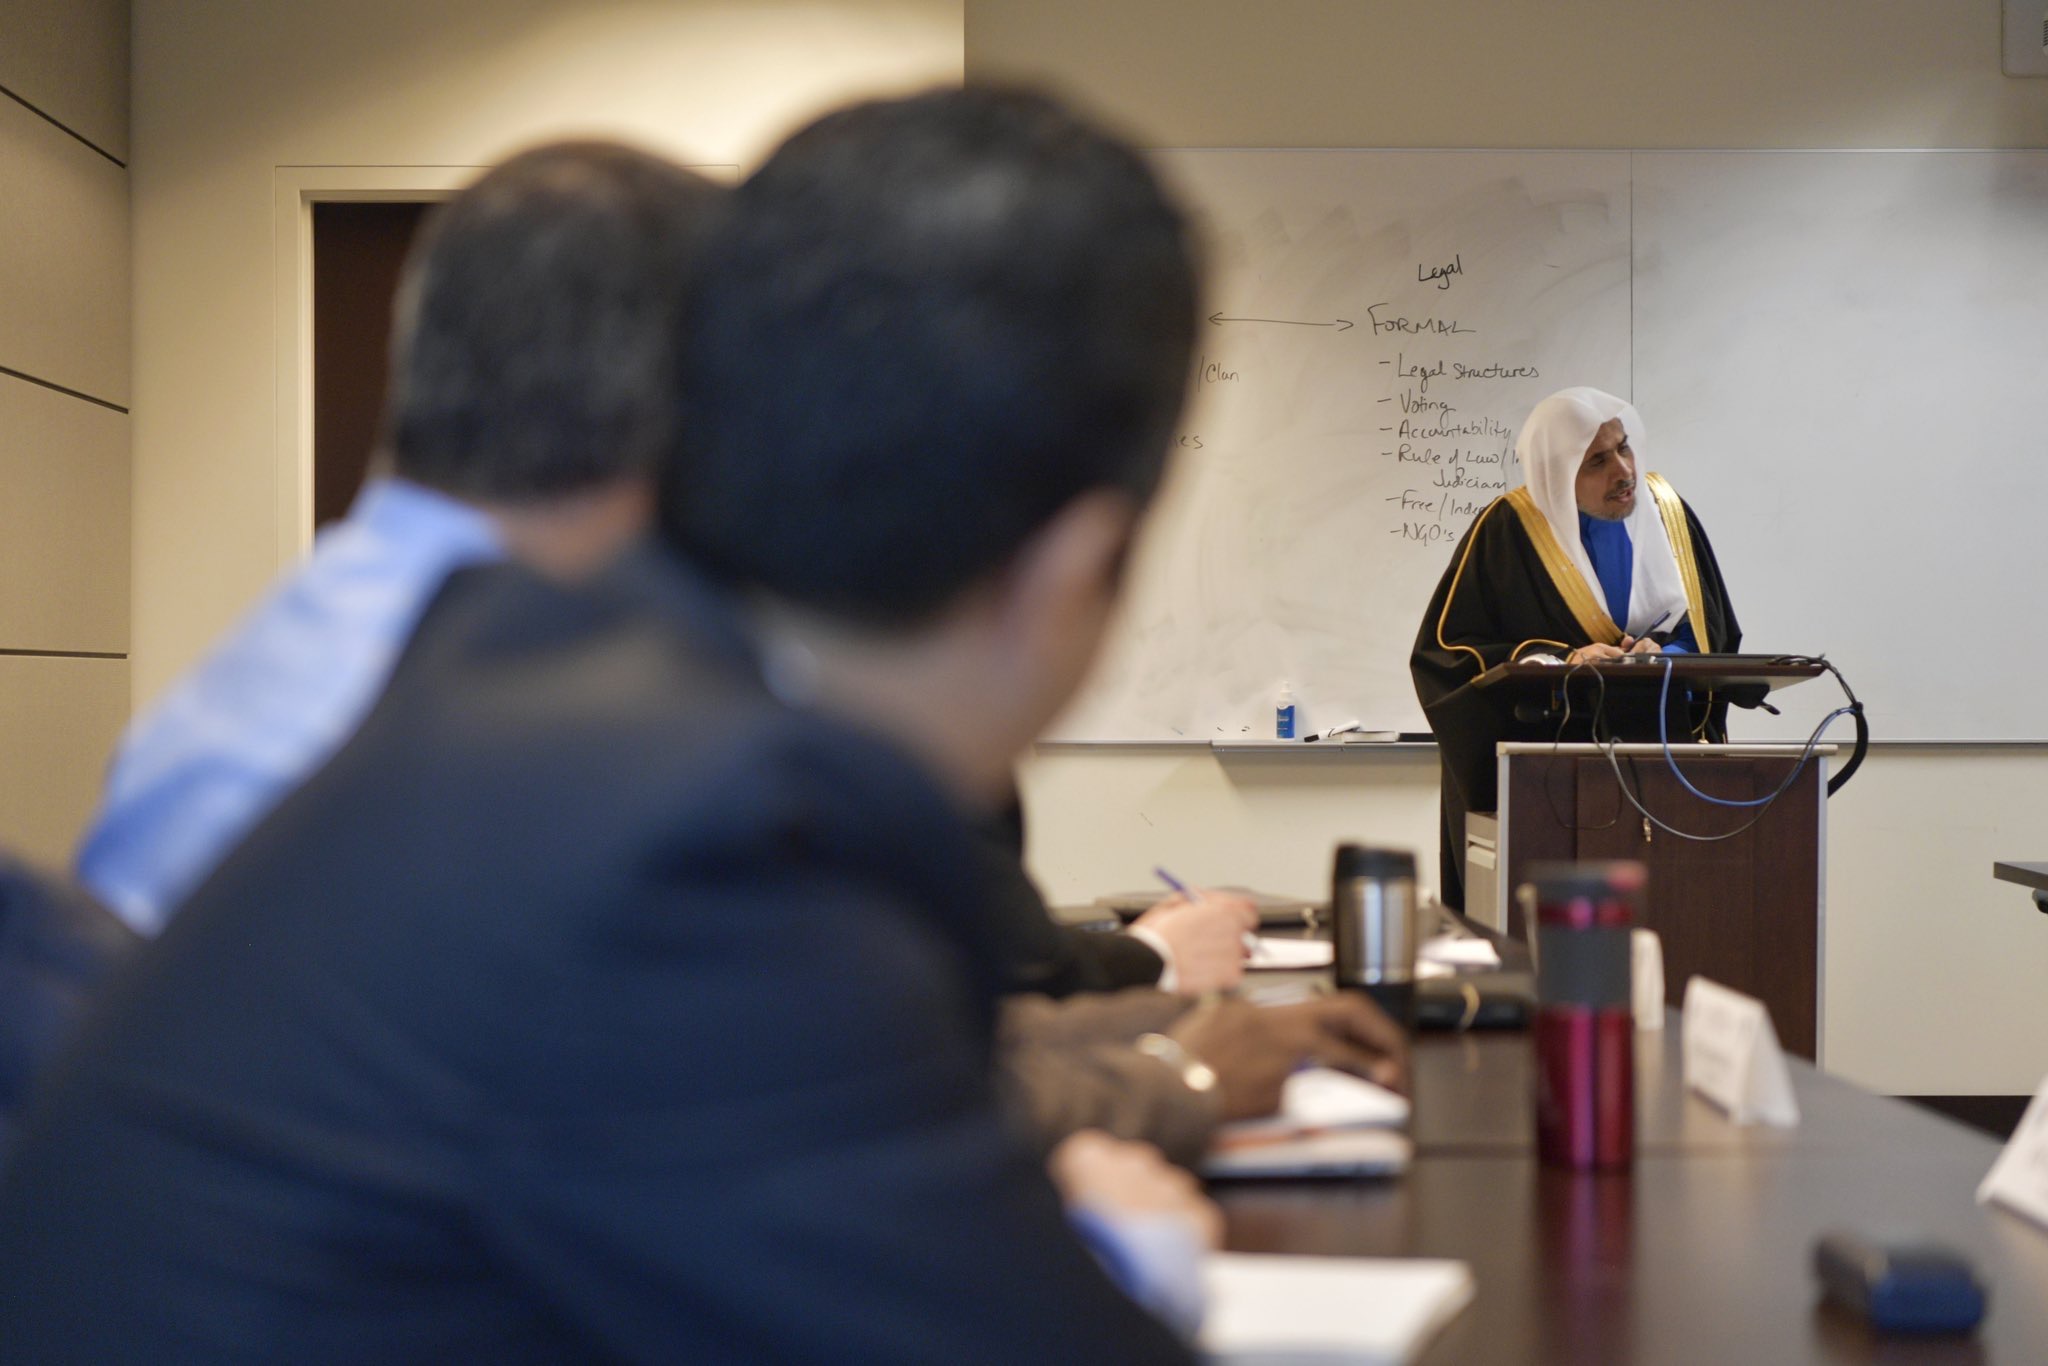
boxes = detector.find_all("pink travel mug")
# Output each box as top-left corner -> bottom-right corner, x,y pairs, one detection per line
1530,861 -> 1640,1171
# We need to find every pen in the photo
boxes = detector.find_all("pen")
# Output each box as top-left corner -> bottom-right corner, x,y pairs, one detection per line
1155,866 -> 1262,956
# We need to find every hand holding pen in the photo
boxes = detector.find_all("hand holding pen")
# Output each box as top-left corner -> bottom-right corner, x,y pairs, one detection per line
1568,607 -> 1676,664
1624,607 -> 1676,656
1128,867 -> 1262,994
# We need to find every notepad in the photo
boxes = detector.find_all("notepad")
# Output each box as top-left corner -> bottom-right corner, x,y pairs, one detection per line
1201,1128 -> 1412,1179
1418,934 -> 1500,970
1202,1069 -> 1411,1179
1224,1068 -> 1410,1136
1202,1253 -> 1475,1363
1246,936 -> 1335,970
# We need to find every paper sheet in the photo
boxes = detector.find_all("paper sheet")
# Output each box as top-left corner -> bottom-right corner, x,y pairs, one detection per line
1247,936 -> 1335,970
1418,934 -> 1500,969
1202,1253 -> 1475,1363
1201,1128 -> 1411,1180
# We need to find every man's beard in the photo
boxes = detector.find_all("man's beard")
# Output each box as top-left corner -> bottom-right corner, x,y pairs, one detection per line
1597,482 -> 1635,519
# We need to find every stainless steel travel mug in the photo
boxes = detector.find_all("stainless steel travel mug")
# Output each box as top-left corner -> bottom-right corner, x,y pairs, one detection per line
1331,844 -> 1419,1026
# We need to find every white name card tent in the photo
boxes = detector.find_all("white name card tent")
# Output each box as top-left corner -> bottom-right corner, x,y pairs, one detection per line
1632,928 -> 1665,1033
1682,976 -> 1800,1128
1977,1078 -> 2048,1235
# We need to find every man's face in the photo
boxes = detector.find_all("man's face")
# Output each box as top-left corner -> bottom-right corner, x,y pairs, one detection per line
1574,417 -> 1636,521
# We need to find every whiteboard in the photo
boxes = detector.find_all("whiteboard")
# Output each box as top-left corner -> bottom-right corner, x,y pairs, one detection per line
1633,151 -> 2048,743
1049,150 -> 1633,741
1051,148 -> 2048,744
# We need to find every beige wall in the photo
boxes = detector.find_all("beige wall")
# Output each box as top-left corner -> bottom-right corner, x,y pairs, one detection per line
979,0 -> 2048,1097
968,0 -> 2048,149
0,0 -> 130,867
130,0 -> 963,705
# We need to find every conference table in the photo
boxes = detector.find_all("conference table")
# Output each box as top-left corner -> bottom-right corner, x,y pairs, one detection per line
1217,1019 -> 2048,1362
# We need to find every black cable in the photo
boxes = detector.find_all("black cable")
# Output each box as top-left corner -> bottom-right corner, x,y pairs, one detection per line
1817,659 -> 1868,796
1541,660 -> 1621,833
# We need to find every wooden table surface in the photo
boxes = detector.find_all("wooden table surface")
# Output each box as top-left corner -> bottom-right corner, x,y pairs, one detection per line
1217,1022 -> 2048,1363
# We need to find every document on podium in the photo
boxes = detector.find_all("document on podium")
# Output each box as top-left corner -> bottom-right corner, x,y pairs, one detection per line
1203,1253 -> 1474,1363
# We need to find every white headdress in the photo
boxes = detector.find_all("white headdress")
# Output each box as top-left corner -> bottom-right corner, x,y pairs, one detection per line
1515,386 -> 1688,638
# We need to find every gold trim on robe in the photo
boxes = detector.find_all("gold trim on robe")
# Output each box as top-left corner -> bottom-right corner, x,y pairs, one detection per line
1434,500 -> 1582,675
1644,472 -> 1711,651
1433,497 -> 1507,674
1503,487 -> 1624,647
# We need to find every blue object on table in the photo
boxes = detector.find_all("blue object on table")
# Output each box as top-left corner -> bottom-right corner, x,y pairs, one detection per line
1813,1230 -> 1987,1335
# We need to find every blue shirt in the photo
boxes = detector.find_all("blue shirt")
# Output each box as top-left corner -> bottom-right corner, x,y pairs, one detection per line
1577,512 -> 1634,626
1577,512 -> 1696,652
77,478 -> 504,933
1068,1205 -> 1206,1342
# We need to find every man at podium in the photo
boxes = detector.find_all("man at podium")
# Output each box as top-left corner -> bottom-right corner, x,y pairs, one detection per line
1410,386 -> 1742,908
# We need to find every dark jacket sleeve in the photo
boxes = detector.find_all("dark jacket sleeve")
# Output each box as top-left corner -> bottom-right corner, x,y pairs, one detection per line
0,855 -> 138,1156
976,797 -> 1163,997
1058,927 -> 1167,991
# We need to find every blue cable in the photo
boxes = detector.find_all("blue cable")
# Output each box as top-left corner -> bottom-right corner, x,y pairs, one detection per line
1653,653 -> 1853,808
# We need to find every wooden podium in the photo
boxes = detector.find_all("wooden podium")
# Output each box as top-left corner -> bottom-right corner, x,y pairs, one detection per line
1463,658 -> 1831,1061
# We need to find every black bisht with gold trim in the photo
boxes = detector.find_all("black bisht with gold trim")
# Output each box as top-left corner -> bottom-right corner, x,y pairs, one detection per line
1409,474 -> 1741,908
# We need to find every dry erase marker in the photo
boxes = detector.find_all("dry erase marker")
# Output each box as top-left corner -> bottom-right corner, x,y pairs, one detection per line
1305,719 -> 1363,742
1155,866 -> 1260,955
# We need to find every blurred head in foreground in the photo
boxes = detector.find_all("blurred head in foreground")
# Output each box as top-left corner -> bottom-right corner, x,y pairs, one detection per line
387,139 -> 726,573
665,86 -> 1200,792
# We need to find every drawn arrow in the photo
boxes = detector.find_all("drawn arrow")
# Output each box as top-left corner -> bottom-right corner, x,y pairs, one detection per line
1207,311 -> 1354,331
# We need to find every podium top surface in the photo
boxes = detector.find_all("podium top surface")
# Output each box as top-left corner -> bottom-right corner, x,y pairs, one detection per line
1473,654 -> 1826,694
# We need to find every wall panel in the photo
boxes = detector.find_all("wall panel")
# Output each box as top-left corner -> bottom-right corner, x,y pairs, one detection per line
0,656 -> 126,868
0,89 -> 130,405
0,0 -> 130,160
0,372 -> 128,652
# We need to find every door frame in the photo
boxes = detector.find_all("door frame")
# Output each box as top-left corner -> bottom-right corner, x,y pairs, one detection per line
269,158 -> 735,567
270,165 -> 478,567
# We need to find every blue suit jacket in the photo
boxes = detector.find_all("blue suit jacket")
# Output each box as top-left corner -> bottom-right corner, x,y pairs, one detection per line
0,856 -> 137,1156
0,548 -> 1189,1364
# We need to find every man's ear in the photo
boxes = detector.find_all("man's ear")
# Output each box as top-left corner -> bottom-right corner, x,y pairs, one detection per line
999,489 -> 1139,628
987,489 -> 1142,707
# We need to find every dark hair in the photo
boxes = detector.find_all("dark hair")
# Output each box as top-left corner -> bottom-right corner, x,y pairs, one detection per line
386,141 -> 725,502
661,86 -> 1199,626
